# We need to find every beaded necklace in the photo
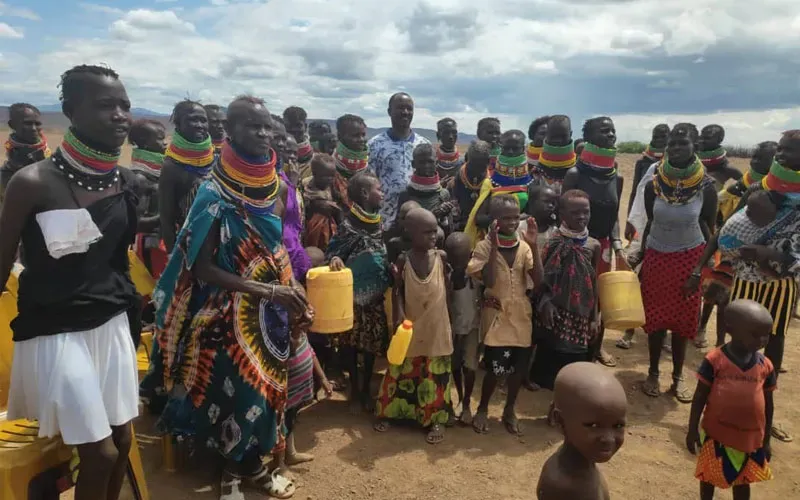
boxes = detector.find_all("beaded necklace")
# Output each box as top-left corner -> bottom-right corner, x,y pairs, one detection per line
165,131 -> 215,175
211,140 -> 280,215
130,148 -> 164,178
643,144 -> 665,162
558,223 -> 589,245
537,141 -> 576,180
742,168 -> 765,187
697,146 -> 727,171
212,137 -> 225,154
497,231 -> 520,249
526,143 -> 543,166
436,145 -> 464,173
762,160 -> 800,194
297,136 -> 314,164
333,142 -> 369,178
5,133 -> 51,162
491,153 -> 531,210
653,155 -> 706,204
53,129 -> 121,191
409,173 -> 442,192
350,202 -> 381,226
577,143 -> 617,179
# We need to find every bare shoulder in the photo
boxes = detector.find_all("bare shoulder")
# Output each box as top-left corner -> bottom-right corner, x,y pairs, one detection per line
537,455 -> 606,500
437,249 -> 448,262
587,236 -> 601,252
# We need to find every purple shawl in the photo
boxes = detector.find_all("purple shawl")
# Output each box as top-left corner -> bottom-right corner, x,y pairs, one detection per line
280,170 -> 311,281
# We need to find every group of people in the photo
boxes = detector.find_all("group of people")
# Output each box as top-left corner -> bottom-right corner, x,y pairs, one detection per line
0,64 -> 798,500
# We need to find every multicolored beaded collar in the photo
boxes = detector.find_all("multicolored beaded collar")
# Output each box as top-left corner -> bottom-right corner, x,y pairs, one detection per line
762,160 -> 800,194
643,144 -> 665,162
496,231 -> 520,249
130,148 -> 164,179
350,202 -> 381,226
212,140 -> 280,215
54,129 -> 121,191
5,134 -> 51,162
333,142 -> 368,178
409,173 -> 442,192
436,145 -> 464,173
526,143 -> 543,167
165,131 -> 215,175
297,136 -> 314,164
653,155 -> 706,204
697,146 -> 727,171
577,143 -> 617,179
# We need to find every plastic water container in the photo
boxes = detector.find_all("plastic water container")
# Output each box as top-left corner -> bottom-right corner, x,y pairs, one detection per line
306,266 -> 354,334
128,249 -> 156,297
387,320 -> 414,366
0,266 -> 21,410
597,271 -> 646,330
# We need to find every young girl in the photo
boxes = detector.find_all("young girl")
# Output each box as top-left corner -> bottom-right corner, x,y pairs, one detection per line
687,299 -> 775,500
530,190 -> 601,391
468,195 -> 542,435
301,154 -> 342,251
374,208 -> 453,444
327,172 -> 391,413
397,143 -> 456,236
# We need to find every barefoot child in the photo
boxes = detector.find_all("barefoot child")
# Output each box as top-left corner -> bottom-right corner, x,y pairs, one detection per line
302,154 -> 342,251
531,190 -> 601,391
327,172 -> 391,413
445,232 -> 481,425
687,299 -> 775,499
375,208 -> 454,444
468,195 -> 543,435
537,362 -> 627,500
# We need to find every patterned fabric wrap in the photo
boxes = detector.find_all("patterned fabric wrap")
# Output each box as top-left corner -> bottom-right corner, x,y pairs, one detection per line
287,334 -> 315,410
279,170 -> 311,281
653,155 -> 708,204
149,179 -> 291,461
375,355 -> 453,427
695,429 -> 772,489
325,217 -> 390,306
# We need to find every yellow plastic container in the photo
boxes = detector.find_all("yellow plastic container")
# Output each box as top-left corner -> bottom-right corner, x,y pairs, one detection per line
387,320 -> 414,366
0,265 -> 21,411
306,266 -> 354,334
597,271 -> 646,330
128,248 -> 156,297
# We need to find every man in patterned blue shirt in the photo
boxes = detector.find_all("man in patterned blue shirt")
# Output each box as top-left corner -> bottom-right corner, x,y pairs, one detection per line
368,92 -> 430,231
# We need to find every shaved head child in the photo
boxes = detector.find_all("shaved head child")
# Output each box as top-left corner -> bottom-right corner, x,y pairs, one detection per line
538,362 -> 627,500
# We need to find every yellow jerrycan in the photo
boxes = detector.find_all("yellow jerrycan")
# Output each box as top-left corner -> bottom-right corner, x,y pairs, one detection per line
597,254 -> 645,330
387,320 -> 414,366
306,266 -> 354,334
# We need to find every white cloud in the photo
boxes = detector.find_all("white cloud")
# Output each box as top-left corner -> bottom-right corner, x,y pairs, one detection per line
0,2 -> 40,21
4,0 -> 800,147
0,21 -> 21,38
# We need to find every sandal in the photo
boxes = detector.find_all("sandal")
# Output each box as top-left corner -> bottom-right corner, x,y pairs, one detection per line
642,374 -> 660,397
426,424 -> 445,445
502,409 -> 522,436
220,472 -> 245,500
694,337 -> 709,349
596,349 -> 617,368
246,468 -> 296,499
523,380 -> 541,391
459,405 -> 474,426
615,338 -> 633,350
771,424 -> 794,443
669,377 -> 693,404
373,420 -> 391,433
472,409 -> 490,434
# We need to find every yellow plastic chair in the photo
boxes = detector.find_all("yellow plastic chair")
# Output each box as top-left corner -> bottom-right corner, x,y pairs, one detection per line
1,266 -> 150,499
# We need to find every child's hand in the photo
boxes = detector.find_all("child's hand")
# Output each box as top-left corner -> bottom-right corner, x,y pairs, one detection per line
540,301 -> 557,329
321,378 -> 333,398
488,221 -> 499,249
685,428 -> 701,455
523,217 -> 538,245
329,257 -> 345,271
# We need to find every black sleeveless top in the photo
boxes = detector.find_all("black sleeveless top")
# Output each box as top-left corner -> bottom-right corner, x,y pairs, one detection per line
574,167 -> 619,240
12,181 -> 139,342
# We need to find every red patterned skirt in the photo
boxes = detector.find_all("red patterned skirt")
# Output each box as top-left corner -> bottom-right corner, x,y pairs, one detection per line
641,245 -> 705,339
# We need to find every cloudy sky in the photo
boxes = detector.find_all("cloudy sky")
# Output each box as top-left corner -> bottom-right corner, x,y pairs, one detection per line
2,0 -> 800,144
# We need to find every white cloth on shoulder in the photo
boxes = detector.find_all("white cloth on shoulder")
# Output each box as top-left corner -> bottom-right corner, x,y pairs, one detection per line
7,312 -> 139,445
627,162 -> 658,242
35,209 -> 103,259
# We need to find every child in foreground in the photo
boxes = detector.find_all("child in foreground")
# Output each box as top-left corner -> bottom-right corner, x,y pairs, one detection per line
327,172 -> 391,413
301,154 -> 342,251
445,232 -> 481,424
687,299 -> 775,500
531,190 -> 601,392
375,208 -> 454,444
467,195 -> 542,435
537,362 -> 627,500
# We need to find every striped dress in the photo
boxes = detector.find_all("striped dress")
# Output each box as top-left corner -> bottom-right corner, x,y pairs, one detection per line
287,334 -> 316,410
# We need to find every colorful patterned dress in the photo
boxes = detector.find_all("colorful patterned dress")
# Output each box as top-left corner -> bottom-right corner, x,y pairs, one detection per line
150,179 -> 292,461
324,216 -> 390,354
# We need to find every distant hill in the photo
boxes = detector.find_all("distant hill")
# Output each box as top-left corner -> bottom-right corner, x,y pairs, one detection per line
0,106 -> 477,144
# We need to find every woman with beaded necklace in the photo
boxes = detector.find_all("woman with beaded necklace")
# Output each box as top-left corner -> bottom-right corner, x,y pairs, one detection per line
562,116 -> 624,368
158,99 -> 216,253
631,124 -> 718,403
1,65 -> 140,500
151,96 -> 310,499
333,113 -> 370,208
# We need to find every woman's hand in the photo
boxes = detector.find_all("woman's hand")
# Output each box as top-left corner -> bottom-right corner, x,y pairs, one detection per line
683,271 -> 702,295
329,257 -> 345,271
740,244 -> 782,266
258,283 -> 308,315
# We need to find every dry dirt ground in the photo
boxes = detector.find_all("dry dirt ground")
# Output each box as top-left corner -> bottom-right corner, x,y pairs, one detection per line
3,131 -> 798,499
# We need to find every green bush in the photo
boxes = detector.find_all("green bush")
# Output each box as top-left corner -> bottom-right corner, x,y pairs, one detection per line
616,141 -> 646,154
